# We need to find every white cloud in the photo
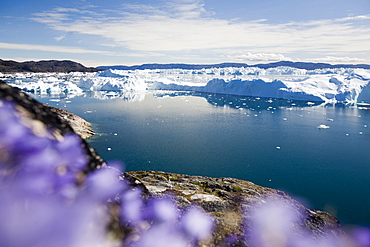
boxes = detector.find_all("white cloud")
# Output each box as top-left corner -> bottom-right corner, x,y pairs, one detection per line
0,42 -> 167,60
54,34 -> 65,42
338,14 -> 370,21
0,42 -> 111,55
311,56 -> 367,63
29,0 -> 370,60
226,52 -> 292,62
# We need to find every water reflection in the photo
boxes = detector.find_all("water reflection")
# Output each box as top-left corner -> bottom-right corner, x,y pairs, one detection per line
29,92 -> 75,99
85,91 -> 146,101
153,91 -> 322,111
30,90 -> 147,102
203,93 -> 321,110
30,89 -> 370,111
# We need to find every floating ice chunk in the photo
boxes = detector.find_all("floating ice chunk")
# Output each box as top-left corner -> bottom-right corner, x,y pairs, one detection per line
317,124 -> 330,129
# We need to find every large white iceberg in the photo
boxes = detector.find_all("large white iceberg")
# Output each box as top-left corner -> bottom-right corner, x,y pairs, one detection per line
149,68 -> 370,103
2,67 -> 370,103
77,70 -> 146,91
5,75 -> 83,95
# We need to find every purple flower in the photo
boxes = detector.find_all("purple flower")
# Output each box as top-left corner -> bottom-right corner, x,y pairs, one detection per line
85,166 -> 125,201
0,101 -> 117,247
131,224 -> 188,247
0,174 -> 112,247
248,200 -> 300,247
120,189 -> 144,225
56,134 -> 88,171
352,227 -> 370,247
181,206 -> 214,242
0,102 -> 29,150
245,198 -> 355,247
145,198 -> 179,224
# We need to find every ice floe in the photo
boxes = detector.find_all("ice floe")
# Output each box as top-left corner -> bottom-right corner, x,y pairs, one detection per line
317,125 -> 330,129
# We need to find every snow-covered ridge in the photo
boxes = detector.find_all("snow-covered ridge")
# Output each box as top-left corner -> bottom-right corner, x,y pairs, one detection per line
1,67 -> 370,103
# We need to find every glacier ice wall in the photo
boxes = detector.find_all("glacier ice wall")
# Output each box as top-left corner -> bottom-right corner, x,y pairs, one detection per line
149,68 -> 370,103
2,67 -> 370,103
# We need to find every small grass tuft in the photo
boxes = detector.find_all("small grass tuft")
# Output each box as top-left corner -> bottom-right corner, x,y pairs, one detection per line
232,185 -> 243,192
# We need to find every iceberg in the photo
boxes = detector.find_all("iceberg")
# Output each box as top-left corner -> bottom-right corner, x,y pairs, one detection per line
77,76 -> 146,91
317,124 -> 330,129
3,70 -> 147,94
5,76 -> 83,95
76,69 -> 147,91
1,67 -> 370,103
149,68 -> 370,103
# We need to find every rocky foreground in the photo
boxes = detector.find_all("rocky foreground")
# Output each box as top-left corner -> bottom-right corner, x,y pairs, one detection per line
125,171 -> 341,245
0,80 -> 343,246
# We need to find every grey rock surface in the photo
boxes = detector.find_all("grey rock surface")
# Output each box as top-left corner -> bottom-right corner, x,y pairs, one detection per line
46,104 -> 95,139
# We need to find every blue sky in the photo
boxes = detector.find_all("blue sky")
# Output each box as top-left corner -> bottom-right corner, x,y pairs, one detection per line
1,0 -> 370,66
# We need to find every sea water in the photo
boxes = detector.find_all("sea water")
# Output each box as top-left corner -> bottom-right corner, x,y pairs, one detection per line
34,91 -> 370,226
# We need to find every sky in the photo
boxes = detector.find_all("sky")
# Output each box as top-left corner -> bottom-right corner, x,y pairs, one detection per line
1,0 -> 370,67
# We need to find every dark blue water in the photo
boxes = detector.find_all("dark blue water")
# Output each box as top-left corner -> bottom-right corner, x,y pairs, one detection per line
35,91 -> 370,226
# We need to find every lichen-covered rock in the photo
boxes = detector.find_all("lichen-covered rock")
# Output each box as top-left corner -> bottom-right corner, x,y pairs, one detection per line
127,171 -> 343,246
46,105 -> 94,139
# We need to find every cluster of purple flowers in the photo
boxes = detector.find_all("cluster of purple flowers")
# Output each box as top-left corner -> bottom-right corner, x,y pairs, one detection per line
0,101 -> 214,247
1,99 -> 369,247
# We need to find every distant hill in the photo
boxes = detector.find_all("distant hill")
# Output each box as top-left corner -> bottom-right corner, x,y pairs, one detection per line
97,63 -> 248,70
0,59 -> 102,73
2,59 -> 369,72
97,61 -> 370,71
254,61 -> 370,70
